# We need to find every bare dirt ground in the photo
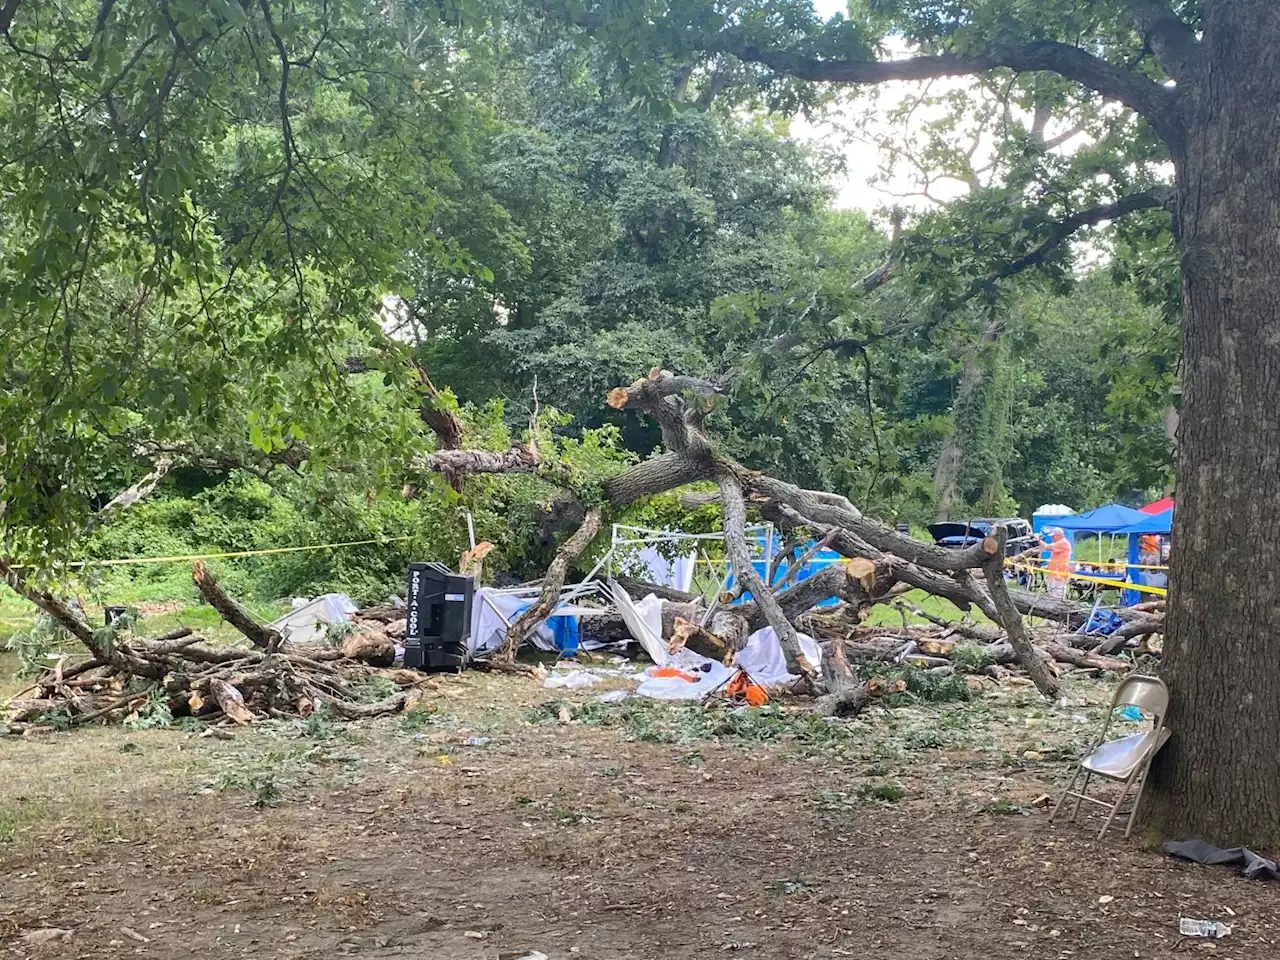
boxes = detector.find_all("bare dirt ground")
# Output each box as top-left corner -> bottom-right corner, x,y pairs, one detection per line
2,670 -> 1276,960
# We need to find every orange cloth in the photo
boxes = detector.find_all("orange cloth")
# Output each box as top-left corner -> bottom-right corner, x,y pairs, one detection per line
652,666 -> 697,682
724,671 -> 768,706
1140,534 -> 1160,557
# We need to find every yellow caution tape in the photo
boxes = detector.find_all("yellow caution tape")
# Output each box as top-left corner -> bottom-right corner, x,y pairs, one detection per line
1087,559 -> 1169,571
1005,559 -> 1168,597
13,535 -> 415,570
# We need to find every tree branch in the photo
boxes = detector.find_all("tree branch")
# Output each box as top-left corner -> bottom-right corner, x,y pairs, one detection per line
1122,0 -> 1201,82
0,560 -> 107,659
718,37 -> 1182,146
981,527 -> 1060,699
717,473 -> 812,681
414,446 -> 538,477
494,507 -> 602,663
193,561 -> 282,651
83,457 -> 172,535
988,187 -> 1176,282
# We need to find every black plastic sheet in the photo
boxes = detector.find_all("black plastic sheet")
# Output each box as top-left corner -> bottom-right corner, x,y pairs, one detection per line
1162,839 -> 1280,880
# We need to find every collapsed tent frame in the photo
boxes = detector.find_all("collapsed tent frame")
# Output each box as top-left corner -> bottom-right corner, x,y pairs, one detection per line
469,523 -> 777,657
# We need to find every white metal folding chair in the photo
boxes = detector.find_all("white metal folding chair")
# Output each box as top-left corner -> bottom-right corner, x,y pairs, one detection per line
1050,674 -> 1171,839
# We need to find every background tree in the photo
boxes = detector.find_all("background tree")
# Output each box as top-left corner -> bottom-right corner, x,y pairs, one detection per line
557,0 -> 1278,848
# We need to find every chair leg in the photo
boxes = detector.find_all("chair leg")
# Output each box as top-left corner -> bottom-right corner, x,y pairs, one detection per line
1071,771 -> 1093,823
1124,758 -> 1157,839
1099,775 -> 1135,840
1050,765 -> 1082,825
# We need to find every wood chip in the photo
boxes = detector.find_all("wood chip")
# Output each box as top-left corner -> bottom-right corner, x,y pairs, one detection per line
120,927 -> 150,943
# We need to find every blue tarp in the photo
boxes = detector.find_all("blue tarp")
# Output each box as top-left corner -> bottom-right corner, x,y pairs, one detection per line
728,536 -> 843,608
1116,508 -> 1173,536
1051,503 -> 1147,533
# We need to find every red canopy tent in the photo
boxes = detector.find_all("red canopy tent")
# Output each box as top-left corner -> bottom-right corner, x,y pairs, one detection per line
1140,496 -> 1174,515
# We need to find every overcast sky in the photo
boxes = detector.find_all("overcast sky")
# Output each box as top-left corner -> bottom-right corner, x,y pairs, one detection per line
792,0 -> 978,216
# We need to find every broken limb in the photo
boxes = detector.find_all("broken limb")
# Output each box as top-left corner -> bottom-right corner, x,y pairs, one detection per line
493,507 -> 603,664
84,457 -> 174,534
0,559 -> 124,665
193,561 -> 282,651
982,527 -> 1061,699
717,473 -> 813,682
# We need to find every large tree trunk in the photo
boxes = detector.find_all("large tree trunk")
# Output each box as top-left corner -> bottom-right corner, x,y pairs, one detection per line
1144,1 -> 1280,849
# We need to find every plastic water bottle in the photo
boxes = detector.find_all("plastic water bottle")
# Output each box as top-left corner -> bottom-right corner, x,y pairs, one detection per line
1179,918 -> 1232,938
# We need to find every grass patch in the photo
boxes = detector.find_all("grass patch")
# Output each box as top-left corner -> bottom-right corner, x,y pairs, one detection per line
864,590 -> 994,628
809,781 -> 905,811
0,798 -> 52,844
858,782 -> 906,803
904,727 -> 945,750
398,704 -> 448,733
528,699 -> 858,748
217,771 -> 283,808
978,798 -> 1024,816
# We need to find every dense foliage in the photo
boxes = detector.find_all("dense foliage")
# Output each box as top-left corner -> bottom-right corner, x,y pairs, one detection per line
1,0 -> 1178,594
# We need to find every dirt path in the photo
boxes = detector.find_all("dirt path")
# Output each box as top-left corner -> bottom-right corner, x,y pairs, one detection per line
2,674 -> 1276,959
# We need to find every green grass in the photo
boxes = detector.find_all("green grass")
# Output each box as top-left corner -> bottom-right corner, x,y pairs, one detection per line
978,798 -> 1024,816
0,798 -> 52,844
863,589 -> 994,627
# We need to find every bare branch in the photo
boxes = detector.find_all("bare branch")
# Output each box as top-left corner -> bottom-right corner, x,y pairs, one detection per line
493,507 -> 602,664
83,457 -> 172,535
717,474 -> 812,680
981,527 -> 1060,699
193,561 -> 283,651
414,446 -> 538,477
0,560 -> 110,661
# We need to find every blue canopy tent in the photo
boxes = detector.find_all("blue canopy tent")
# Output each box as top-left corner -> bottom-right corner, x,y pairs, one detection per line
1045,504 -> 1147,605
1116,508 -> 1173,536
1051,503 -> 1148,533
1116,508 -> 1173,605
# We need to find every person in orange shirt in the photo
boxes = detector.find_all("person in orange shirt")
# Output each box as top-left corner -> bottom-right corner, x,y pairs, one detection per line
1139,533 -> 1160,566
1043,527 -> 1074,599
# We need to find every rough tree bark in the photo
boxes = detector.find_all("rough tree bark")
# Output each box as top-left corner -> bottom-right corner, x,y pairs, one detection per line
1145,0 -> 1280,849
933,318 -> 1004,520
716,474 -> 813,679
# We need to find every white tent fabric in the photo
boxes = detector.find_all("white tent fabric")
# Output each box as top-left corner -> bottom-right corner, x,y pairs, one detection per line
269,593 -> 358,645
469,588 -> 557,654
634,545 -> 697,593
634,627 -> 821,701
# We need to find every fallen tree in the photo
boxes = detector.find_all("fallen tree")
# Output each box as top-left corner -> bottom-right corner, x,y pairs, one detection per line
6,365 -> 1161,728
3,562 -> 420,731
407,367 -> 1161,705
